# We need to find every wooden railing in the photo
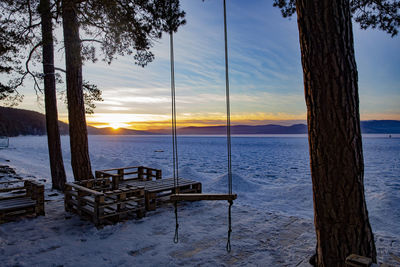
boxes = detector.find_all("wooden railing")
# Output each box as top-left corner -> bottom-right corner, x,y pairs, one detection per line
95,166 -> 162,189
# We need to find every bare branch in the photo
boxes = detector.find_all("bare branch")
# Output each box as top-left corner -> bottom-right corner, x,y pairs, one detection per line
54,67 -> 66,73
24,42 -> 43,94
80,39 -> 104,44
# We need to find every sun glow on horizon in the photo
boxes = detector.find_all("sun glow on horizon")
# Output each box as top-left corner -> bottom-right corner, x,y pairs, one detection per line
85,113 -> 170,130
109,122 -> 126,130
81,112 -> 310,131
59,111 -> 400,132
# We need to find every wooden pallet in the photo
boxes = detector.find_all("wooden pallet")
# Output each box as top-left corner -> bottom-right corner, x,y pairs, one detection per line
65,179 -> 145,226
0,180 -> 45,223
125,178 -> 202,211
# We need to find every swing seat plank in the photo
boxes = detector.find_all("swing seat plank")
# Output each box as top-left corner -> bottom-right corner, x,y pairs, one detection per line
170,193 -> 237,201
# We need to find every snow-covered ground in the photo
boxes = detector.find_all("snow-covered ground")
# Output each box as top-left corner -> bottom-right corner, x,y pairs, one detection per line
0,135 -> 399,266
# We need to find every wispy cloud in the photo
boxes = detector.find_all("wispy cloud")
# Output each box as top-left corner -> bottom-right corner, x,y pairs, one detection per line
9,0 -> 399,125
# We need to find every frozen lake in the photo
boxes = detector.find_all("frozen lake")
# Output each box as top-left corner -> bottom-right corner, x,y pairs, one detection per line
0,135 -> 399,266
88,134 -> 399,229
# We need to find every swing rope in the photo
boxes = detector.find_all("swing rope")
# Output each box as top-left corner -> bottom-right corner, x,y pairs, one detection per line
169,0 -> 234,252
170,30 -> 180,244
223,0 -> 233,253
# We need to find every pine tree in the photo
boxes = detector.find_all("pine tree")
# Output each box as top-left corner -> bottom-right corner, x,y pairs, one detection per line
0,0 -> 100,189
0,0 -> 67,190
1,0 -> 185,182
0,1 -> 29,104
273,0 -> 399,265
60,0 -> 185,181
39,0 -> 67,190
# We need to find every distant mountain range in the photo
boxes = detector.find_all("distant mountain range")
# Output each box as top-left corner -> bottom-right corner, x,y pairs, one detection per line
175,121 -> 400,135
0,107 -> 399,136
360,120 -> 400,134
0,107 -> 153,137
173,124 -> 308,135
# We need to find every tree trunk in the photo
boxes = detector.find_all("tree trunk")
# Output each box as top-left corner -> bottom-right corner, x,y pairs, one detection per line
40,0 -> 67,190
62,0 -> 93,180
295,0 -> 376,266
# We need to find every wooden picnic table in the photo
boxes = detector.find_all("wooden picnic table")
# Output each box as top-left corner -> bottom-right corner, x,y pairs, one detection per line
124,177 -> 202,211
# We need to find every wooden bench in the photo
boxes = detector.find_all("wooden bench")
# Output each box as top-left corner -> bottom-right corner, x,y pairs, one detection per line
64,177 -> 145,226
0,180 -> 45,222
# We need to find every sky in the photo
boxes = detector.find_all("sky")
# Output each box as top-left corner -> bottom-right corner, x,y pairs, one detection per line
4,0 -> 400,130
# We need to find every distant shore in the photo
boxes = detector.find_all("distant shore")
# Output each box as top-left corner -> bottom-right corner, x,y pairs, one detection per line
2,107 -> 400,136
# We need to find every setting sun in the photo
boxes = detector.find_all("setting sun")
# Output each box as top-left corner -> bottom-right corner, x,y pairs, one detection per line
109,122 -> 125,130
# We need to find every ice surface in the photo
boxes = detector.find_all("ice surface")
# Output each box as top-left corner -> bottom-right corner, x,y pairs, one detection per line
210,172 -> 259,193
0,135 -> 399,266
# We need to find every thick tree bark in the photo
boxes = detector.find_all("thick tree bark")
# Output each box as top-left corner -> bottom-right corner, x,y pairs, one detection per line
62,0 -> 93,180
295,0 -> 376,266
40,0 -> 67,190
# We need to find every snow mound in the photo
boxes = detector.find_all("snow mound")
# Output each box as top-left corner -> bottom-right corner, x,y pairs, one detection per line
127,160 -> 141,167
178,166 -> 207,182
108,158 -> 126,168
210,172 -> 259,193
94,155 -> 108,167
147,162 -> 163,170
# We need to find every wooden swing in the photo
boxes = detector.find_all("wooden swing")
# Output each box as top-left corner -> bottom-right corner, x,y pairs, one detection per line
170,193 -> 237,201
167,0 -> 236,252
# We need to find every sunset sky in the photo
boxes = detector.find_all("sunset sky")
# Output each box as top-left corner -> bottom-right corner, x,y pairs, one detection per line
7,0 -> 400,130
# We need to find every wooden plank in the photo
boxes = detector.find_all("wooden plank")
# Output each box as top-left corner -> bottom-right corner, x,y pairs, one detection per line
126,177 -> 180,184
65,183 -> 104,196
80,195 -> 97,205
138,180 -> 198,187
146,183 -> 201,193
99,208 -> 140,219
134,180 -> 195,187
65,190 -> 78,197
125,178 -> 200,191
0,186 -> 26,193
123,171 -> 139,176
96,172 -> 120,178
170,193 -> 237,201
98,166 -> 139,172
0,180 -> 24,185
0,194 -> 27,201
77,178 -> 111,185
345,254 -> 373,267
0,198 -> 34,205
67,199 -> 94,214
0,198 -> 36,212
